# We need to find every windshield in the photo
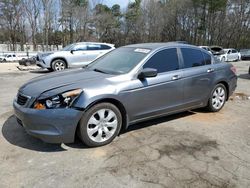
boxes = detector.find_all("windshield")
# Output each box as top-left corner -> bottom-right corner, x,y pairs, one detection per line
61,44 -> 75,51
88,47 -> 150,74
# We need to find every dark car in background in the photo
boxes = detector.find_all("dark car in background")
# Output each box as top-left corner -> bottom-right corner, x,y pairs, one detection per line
240,49 -> 250,60
13,43 -> 237,147
19,56 -> 37,66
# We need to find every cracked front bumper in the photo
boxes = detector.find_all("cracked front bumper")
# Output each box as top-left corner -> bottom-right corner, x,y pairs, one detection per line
13,101 -> 83,143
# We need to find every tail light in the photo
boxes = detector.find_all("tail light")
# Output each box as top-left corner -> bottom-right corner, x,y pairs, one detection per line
230,66 -> 237,74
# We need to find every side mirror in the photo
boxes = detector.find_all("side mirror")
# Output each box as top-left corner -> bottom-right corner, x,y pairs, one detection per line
138,68 -> 157,79
70,50 -> 75,54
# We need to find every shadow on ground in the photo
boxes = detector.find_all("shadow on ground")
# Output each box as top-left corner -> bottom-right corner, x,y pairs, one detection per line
2,111 -> 198,151
30,68 -> 51,74
2,115 -> 65,152
238,73 -> 250,80
124,111 -> 195,133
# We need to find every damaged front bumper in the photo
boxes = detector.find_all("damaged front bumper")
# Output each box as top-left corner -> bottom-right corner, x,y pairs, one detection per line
13,101 -> 83,143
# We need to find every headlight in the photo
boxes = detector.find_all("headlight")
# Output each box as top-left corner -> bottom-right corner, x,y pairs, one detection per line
33,89 -> 82,109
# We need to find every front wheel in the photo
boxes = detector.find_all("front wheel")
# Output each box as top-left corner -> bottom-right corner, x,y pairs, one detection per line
221,57 -> 226,62
207,84 -> 227,112
78,103 -> 122,147
52,59 -> 66,71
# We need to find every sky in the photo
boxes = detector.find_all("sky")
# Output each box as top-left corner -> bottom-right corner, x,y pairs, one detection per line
104,0 -> 135,8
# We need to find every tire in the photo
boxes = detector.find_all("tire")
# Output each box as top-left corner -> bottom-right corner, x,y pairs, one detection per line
207,84 -> 227,112
221,57 -> 226,62
51,59 -> 66,71
78,103 -> 122,147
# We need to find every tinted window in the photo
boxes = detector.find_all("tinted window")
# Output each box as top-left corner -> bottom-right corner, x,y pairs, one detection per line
101,45 -> 111,50
87,44 -> 101,50
232,49 -> 237,53
203,52 -> 211,65
181,48 -> 205,68
143,48 -> 179,73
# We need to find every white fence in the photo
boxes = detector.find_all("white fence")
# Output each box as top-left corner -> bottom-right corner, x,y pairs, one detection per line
0,43 -> 63,57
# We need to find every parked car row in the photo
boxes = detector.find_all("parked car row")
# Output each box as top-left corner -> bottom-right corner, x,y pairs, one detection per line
199,46 -> 241,62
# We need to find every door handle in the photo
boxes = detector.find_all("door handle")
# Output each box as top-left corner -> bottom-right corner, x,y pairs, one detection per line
207,68 -> 214,73
172,75 -> 181,80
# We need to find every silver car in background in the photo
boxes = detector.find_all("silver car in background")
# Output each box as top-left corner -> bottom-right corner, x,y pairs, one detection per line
14,43 -> 237,147
36,42 -> 115,71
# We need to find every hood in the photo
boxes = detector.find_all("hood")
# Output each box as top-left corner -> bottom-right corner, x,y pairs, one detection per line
210,46 -> 224,56
19,68 -> 113,98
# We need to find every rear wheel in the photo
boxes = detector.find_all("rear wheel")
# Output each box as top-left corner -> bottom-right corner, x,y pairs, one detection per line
52,59 -> 66,71
78,103 -> 122,147
207,84 -> 227,112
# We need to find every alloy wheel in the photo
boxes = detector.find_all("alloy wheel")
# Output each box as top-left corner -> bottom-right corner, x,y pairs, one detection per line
212,86 -> 226,110
54,61 -> 65,71
87,109 -> 118,143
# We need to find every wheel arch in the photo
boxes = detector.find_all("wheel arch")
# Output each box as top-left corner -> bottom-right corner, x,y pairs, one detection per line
216,81 -> 229,101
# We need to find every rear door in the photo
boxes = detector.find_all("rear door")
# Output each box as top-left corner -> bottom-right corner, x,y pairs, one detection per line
180,48 -> 214,108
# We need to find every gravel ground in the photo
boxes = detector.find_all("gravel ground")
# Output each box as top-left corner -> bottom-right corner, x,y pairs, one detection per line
0,61 -> 250,188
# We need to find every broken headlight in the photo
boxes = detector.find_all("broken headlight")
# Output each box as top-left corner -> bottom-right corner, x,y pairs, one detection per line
34,89 -> 82,109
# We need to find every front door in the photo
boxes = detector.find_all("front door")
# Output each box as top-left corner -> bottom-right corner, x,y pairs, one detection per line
123,48 -> 184,122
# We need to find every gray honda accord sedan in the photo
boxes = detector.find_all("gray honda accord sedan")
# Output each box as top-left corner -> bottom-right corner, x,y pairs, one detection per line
13,43 -> 237,147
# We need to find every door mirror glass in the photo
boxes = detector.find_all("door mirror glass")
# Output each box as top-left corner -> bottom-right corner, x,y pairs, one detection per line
138,68 -> 157,79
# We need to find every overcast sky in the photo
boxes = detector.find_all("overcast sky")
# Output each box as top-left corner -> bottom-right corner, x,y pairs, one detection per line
104,0 -> 134,8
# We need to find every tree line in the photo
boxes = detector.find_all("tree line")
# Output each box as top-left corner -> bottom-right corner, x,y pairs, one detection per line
0,0 -> 249,51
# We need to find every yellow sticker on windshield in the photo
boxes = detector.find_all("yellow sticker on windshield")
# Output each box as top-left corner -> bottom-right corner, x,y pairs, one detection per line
134,48 -> 151,53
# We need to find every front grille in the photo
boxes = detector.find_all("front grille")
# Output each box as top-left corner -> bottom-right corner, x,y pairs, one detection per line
17,93 -> 28,106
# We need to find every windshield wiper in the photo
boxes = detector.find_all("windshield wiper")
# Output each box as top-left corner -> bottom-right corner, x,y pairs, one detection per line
93,68 -> 108,74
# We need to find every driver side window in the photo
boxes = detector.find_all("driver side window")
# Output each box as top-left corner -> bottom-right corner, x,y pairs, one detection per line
74,44 -> 87,51
143,48 -> 179,73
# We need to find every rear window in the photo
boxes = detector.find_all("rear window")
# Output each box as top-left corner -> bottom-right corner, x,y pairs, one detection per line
181,48 -> 205,68
87,44 -> 101,50
101,45 -> 112,50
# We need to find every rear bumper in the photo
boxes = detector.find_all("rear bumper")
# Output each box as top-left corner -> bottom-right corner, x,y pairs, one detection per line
13,101 -> 83,143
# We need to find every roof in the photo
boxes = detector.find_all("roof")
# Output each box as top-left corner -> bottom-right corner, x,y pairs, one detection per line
124,42 -> 195,50
75,42 -> 114,46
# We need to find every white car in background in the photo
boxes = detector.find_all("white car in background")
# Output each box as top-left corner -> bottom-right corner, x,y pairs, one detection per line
219,48 -> 241,62
199,46 -> 212,54
36,42 -> 115,71
0,54 -> 25,62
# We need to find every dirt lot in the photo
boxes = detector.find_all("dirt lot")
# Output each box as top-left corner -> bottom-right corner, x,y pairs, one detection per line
0,61 -> 250,188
